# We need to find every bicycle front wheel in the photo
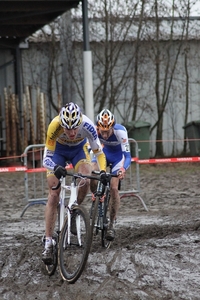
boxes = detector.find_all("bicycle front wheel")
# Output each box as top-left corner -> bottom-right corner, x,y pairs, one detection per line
101,192 -> 112,249
90,196 -> 99,237
59,205 -> 91,283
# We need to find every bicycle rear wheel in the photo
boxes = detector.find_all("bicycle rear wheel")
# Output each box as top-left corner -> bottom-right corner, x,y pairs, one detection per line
45,234 -> 58,276
59,205 -> 91,283
45,203 -> 61,275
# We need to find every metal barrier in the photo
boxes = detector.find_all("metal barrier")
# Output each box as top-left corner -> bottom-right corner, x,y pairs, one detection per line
20,139 -> 148,217
21,144 -> 46,217
119,138 -> 148,211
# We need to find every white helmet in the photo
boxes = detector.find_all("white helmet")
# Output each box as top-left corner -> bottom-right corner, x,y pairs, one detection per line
96,109 -> 115,130
59,102 -> 82,129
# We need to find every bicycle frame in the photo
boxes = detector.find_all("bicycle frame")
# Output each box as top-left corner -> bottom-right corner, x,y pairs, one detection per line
59,177 -> 66,232
90,170 -> 118,248
58,176 -> 82,246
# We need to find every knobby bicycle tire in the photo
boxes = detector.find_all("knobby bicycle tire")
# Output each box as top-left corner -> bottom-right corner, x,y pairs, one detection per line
58,205 -> 91,283
90,190 -> 112,249
45,201 -> 63,276
44,202 -> 61,276
45,233 -> 58,276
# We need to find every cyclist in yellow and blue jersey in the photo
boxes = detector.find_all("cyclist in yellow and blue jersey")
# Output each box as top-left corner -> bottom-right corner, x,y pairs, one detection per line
42,102 -> 107,265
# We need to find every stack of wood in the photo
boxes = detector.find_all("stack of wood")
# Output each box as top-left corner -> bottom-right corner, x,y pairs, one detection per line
3,86 -> 47,159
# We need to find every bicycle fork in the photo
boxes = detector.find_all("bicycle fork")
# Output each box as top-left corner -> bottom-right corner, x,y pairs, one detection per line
98,201 -> 104,229
98,190 -> 110,231
65,183 -> 82,246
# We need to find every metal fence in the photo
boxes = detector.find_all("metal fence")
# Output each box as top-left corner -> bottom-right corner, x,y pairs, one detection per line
20,139 -> 148,217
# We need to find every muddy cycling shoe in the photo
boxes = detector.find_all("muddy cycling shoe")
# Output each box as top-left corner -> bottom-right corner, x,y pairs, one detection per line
71,212 -> 77,235
42,246 -> 53,265
105,223 -> 115,241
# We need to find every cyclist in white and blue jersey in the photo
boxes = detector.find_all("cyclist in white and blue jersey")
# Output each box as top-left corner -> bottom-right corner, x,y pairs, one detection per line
91,109 -> 131,241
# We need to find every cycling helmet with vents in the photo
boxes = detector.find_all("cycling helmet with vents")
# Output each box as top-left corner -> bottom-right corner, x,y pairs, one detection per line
59,102 -> 82,129
96,109 -> 115,130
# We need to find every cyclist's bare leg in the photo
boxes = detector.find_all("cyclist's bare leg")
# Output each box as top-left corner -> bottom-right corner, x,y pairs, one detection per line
45,175 -> 60,237
77,162 -> 92,205
109,177 -> 120,223
105,176 -> 120,240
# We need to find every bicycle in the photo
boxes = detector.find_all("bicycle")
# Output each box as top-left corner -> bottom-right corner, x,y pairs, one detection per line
90,169 -> 119,249
43,171 -> 101,283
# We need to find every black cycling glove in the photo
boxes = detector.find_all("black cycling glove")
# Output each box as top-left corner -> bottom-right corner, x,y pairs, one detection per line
54,165 -> 67,179
99,170 -> 107,186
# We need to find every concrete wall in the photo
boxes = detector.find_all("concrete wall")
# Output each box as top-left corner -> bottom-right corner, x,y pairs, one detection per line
1,39 -> 200,157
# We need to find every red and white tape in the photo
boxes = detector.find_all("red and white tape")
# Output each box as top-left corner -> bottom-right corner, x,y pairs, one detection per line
1,158 -> 200,173
132,156 -> 200,164
0,164 -> 73,173
0,166 -> 27,173
26,164 -> 73,173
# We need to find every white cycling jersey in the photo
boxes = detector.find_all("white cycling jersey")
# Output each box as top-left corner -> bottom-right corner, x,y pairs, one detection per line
92,123 -> 131,173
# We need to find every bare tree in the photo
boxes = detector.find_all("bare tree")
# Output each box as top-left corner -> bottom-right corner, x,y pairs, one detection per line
144,0 -> 188,156
182,0 -> 195,154
21,0 -> 200,158
131,0 -> 146,120
69,0 -> 147,119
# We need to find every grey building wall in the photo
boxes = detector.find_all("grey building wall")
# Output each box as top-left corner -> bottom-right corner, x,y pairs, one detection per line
1,39 -> 200,157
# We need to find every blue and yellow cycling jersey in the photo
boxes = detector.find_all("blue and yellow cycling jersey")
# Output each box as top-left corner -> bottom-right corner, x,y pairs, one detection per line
43,114 -> 106,171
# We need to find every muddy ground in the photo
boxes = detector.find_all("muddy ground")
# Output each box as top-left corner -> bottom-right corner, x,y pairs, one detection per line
1,163 -> 200,300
